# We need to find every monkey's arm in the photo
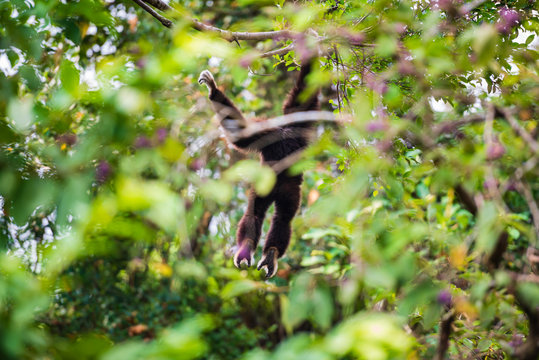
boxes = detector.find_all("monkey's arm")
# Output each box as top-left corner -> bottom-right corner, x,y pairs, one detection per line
282,60 -> 320,115
198,70 -> 247,133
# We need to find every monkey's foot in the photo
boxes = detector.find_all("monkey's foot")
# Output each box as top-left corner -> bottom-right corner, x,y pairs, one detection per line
198,70 -> 216,90
234,239 -> 255,268
257,247 -> 279,279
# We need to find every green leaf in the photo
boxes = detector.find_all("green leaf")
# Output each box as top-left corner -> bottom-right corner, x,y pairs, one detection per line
224,160 -> 276,196
19,65 -> 42,92
200,180 -> 233,204
517,282 -> 539,309
221,280 -> 260,299
59,60 -> 80,95
283,273 -> 334,331
11,179 -> 56,225
476,202 -> 501,253
472,24 -> 498,65
375,35 -> 398,57
7,96 -> 34,133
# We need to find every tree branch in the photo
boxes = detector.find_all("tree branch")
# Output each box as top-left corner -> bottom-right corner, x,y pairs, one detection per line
454,184 -> 478,216
509,274 -> 539,360
190,18 -> 293,42
133,0 -> 377,50
435,310 -> 455,360
260,43 -> 296,58
486,232 -> 509,271
453,182 -> 510,271
228,110 -> 347,143
132,0 -> 172,28
133,0 -> 293,41
142,0 -> 170,11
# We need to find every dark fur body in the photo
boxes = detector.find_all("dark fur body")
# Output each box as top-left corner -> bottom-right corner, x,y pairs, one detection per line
199,62 -> 319,277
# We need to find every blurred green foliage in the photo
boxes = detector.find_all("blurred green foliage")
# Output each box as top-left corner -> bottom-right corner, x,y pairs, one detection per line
1,0 -> 538,359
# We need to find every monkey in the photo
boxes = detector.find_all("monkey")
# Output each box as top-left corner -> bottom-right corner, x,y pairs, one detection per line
198,60 -> 320,278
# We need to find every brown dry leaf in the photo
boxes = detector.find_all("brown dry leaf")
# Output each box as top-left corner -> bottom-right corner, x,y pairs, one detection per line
519,109 -> 531,120
307,189 -> 319,206
454,297 -> 478,321
128,16 -> 138,33
153,262 -> 173,277
449,244 -> 467,270
128,324 -> 148,336
79,22 -> 89,39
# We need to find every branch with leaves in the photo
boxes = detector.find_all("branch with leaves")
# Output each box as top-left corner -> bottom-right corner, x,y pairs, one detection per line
127,0 -> 377,59
131,0 -> 292,41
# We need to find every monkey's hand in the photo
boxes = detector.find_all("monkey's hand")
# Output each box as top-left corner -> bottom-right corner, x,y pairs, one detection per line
257,247 -> 279,279
198,70 -> 216,90
234,239 -> 255,268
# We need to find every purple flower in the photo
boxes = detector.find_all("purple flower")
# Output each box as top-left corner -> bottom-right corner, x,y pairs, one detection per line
437,290 -> 452,306
394,23 -> 407,35
189,158 -> 204,171
375,139 -> 392,152
436,0 -> 455,11
339,29 -> 365,45
134,136 -> 152,149
239,55 -> 254,68
364,72 -> 388,94
155,128 -> 168,144
486,142 -> 505,160
506,181 -> 517,191
366,121 -> 389,133
483,178 -> 498,191
375,106 -> 388,120
509,334 -> 524,348
398,60 -> 416,76
496,7 -> 520,35
500,7 -> 519,26
57,133 -> 77,146
135,57 -> 147,69
96,161 -> 111,183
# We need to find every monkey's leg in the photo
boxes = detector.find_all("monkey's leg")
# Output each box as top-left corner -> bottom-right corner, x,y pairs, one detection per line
234,188 -> 274,268
257,177 -> 302,278
198,70 -> 247,134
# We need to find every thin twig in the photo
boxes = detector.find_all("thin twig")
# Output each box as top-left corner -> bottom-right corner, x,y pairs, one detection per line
334,45 -> 342,111
459,0 -> 489,15
500,107 -> 539,153
432,113 -> 485,136
516,180 -> 539,241
260,43 -> 296,58
483,103 -> 505,204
